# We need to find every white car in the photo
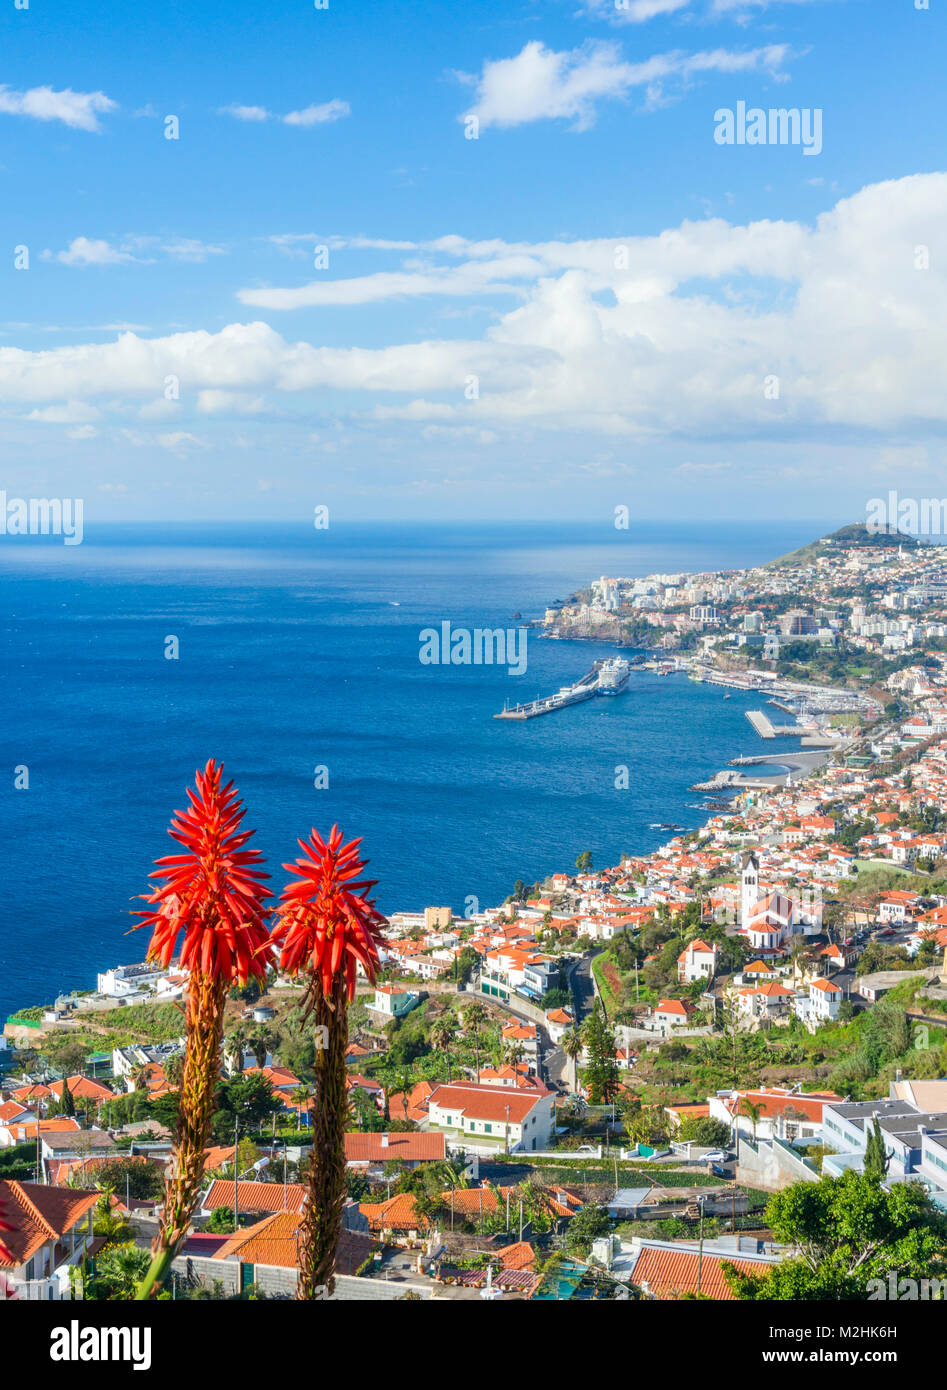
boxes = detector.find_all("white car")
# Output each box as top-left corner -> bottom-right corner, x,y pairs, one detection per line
703,1150 -> 730,1163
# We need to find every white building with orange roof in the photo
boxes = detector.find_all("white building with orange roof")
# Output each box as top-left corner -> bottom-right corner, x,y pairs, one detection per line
652,998 -> 696,1031
544,1007 -> 574,1043
878,889 -> 923,924
426,1081 -> 555,1153
500,1019 -> 538,1064
709,1086 -> 842,1143
733,978 -> 794,1022
795,976 -> 843,1025
677,938 -> 719,985
370,983 -> 421,1018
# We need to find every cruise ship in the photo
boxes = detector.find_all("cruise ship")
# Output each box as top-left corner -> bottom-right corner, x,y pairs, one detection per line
596,657 -> 631,696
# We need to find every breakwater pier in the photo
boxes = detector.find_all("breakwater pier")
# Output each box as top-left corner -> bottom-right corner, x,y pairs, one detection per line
495,659 -> 626,720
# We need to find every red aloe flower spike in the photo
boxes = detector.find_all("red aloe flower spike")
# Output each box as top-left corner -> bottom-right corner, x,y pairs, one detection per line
269,825 -> 388,1008
132,758 -> 272,985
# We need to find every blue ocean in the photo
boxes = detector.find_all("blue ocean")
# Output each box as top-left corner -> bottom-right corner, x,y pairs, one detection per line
0,520 -> 830,1020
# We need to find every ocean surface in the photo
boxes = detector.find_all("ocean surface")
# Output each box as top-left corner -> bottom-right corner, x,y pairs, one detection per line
0,519 -> 833,1021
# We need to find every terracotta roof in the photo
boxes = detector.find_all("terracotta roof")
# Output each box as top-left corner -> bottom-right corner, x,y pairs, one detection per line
495,1240 -> 535,1270
387,1080 -> 438,1124
360,1192 -> 426,1233
245,1065 -> 301,1091
360,1185 -> 513,1232
47,1076 -> 114,1103
203,1145 -> 236,1173
629,1244 -> 775,1300
344,1131 -> 446,1163
725,1088 -> 841,1122
428,1082 -> 550,1124
3,1118 -> 82,1142
655,999 -> 694,1015
213,1211 -> 376,1276
202,1179 -> 305,1215
740,981 -> 794,998
0,1181 -> 100,1268
11,1084 -> 53,1102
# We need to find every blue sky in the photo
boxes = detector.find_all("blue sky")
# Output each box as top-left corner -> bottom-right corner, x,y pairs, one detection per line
0,0 -> 944,523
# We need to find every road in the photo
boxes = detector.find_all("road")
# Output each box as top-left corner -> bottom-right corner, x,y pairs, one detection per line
570,953 -> 596,1023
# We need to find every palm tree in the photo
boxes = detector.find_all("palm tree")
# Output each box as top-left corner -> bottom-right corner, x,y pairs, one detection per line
269,825 -> 387,1300
100,1244 -> 150,1299
224,1022 -> 253,1074
462,1003 -> 487,1082
93,1189 -> 134,1248
430,1016 -> 454,1083
134,759 -> 272,1300
290,1083 -> 313,1128
738,1097 -> 763,1142
505,1040 -> 526,1070
164,1052 -> 184,1090
561,1028 -> 583,1094
249,1026 -> 277,1070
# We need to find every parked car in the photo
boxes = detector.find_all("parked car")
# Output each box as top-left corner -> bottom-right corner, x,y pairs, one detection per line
703,1150 -> 730,1163
711,1162 -> 730,1178
575,1144 -> 598,1154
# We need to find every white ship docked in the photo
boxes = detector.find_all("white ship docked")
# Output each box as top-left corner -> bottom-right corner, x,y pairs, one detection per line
596,657 -> 631,696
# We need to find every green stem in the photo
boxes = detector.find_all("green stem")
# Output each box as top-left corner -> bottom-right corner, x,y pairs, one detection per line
134,1247 -> 173,1302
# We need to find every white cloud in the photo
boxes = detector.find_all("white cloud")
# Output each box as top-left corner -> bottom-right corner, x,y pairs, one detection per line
25,401 -> 101,423
218,104 -> 271,122
237,259 -> 538,310
584,0 -> 822,20
462,39 -> 791,131
3,175 -> 947,448
219,100 -> 350,127
283,99 -> 350,126
0,84 -> 116,131
712,0 -> 822,13
195,389 -> 264,414
585,0 -> 693,20
162,239 -> 227,262
46,237 -> 145,267
44,235 -> 225,266
157,431 -> 208,453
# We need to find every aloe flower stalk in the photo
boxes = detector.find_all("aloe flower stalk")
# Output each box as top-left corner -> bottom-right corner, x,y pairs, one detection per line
269,826 -> 386,1298
133,759 -> 271,1299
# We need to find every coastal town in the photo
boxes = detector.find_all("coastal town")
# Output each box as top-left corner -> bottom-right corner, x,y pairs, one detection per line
4,522 -> 947,1303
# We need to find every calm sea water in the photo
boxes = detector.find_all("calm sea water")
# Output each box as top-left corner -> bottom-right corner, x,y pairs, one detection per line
0,520 -> 831,1020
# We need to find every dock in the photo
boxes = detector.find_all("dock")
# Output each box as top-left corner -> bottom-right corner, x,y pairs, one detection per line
495,661 -> 608,720
745,710 -> 807,739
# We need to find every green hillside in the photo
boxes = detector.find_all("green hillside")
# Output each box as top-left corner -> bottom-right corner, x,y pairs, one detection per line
767,522 -> 925,569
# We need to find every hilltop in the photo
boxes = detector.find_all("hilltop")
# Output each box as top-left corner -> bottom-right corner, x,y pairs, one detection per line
767,522 -> 926,570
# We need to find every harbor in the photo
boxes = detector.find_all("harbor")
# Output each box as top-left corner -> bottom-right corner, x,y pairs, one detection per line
690,748 -> 836,793
495,657 -> 631,720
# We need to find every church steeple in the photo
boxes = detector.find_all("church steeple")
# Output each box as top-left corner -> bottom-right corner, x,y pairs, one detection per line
741,851 -> 760,928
